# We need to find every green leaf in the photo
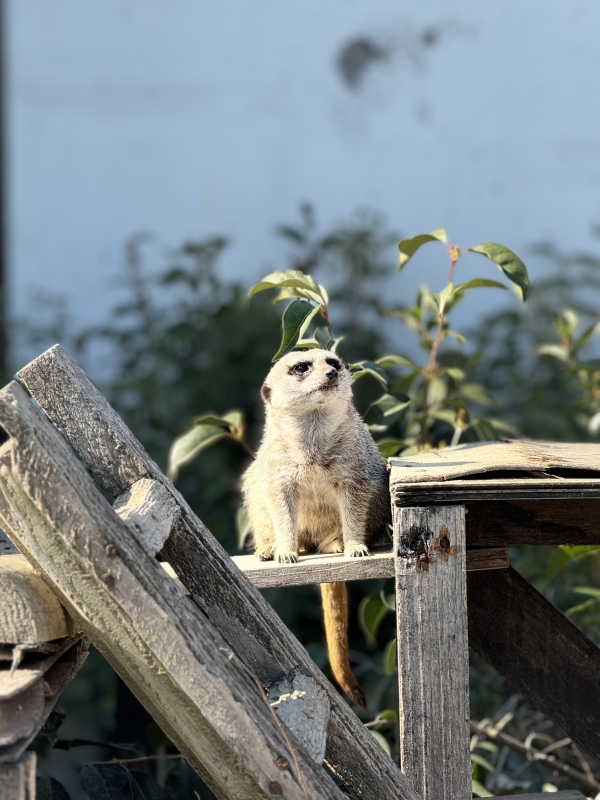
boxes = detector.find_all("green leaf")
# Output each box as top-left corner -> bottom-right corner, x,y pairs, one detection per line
547,544 -> 600,580
195,410 -> 243,431
236,506 -> 252,550
536,344 -> 569,361
36,777 -> 71,800
435,282 -> 455,314
351,361 -> 389,389
363,393 -> 411,427
445,329 -> 466,346
250,270 -> 323,302
383,638 -> 397,674
358,594 -> 390,647
376,438 -> 405,457
468,243 -> 530,300
471,753 -> 495,773
426,376 -> 447,407
314,326 -> 334,350
442,367 -> 465,382
168,424 -> 230,481
376,354 -> 417,368
459,383 -> 493,405
398,229 -> 447,270
272,300 -> 321,361
573,585 -> 600,599
565,598 -> 597,617
472,779 -> 493,797
80,765 -> 146,800
578,320 -> 600,350
370,730 -> 392,756
453,278 -> 508,295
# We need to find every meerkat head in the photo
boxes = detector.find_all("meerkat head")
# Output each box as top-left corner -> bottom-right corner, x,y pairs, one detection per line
261,349 -> 353,413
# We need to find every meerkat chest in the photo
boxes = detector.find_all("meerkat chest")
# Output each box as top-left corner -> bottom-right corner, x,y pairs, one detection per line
295,463 -> 340,509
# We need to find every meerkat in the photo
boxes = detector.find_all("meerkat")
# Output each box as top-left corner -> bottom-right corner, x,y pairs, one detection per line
242,348 -> 391,706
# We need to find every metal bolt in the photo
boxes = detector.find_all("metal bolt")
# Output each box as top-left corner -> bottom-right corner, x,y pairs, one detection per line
276,756 -> 290,770
269,781 -> 283,795
105,543 -> 120,557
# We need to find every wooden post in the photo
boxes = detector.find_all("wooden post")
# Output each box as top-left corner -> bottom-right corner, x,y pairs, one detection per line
0,753 -> 36,800
394,505 -> 471,800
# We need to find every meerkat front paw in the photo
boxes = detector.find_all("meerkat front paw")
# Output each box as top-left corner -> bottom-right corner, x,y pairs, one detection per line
345,544 -> 371,558
275,551 -> 298,564
256,547 -> 275,561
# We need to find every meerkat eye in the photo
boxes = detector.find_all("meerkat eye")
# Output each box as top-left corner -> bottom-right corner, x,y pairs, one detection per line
325,358 -> 341,371
291,362 -> 311,376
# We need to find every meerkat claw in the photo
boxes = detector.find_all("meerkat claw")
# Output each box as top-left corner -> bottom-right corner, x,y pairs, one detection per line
345,544 -> 371,558
256,549 -> 275,561
276,551 -> 298,564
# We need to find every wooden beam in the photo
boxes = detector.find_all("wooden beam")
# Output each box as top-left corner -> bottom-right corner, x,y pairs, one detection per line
395,506 -> 471,800
0,382 -> 346,800
232,546 -> 508,588
0,753 -> 36,800
466,498 -> 600,545
468,566 -> 600,760
17,345 -> 421,800
394,479 -> 600,505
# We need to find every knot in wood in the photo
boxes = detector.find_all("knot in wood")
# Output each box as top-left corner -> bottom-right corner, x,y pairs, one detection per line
276,756 -> 290,771
440,535 -> 450,550
269,781 -> 283,795
105,543 -> 120,557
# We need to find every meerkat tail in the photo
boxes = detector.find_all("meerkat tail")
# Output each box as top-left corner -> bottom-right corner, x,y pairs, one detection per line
320,581 -> 366,709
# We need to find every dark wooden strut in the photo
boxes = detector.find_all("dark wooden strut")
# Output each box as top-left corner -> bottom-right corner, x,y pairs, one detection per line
15,345 -> 421,800
468,565 -> 600,761
466,498 -> 600,545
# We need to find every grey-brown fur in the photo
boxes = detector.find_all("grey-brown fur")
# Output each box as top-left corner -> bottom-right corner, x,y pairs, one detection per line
242,349 -> 390,563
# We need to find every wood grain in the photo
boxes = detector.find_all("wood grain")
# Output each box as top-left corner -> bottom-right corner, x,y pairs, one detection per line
395,506 -> 471,800
0,381 -> 346,800
466,498 -> 600,545
0,554 -> 70,643
17,345 -> 420,800
468,566 -> 600,760
232,545 -> 508,587
0,753 -> 35,800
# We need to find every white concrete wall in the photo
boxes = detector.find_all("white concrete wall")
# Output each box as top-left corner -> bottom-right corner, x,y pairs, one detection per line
8,0 -> 600,333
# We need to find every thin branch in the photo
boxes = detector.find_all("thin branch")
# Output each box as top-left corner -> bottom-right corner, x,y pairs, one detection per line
90,754 -> 184,766
471,718 -> 600,794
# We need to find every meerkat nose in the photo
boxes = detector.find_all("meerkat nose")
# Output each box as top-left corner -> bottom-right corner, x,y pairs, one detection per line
325,368 -> 338,379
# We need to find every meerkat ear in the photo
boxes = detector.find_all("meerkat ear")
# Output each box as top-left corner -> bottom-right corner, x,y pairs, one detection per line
261,382 -> 272,404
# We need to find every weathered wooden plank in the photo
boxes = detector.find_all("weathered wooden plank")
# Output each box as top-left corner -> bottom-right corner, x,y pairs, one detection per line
0,753 -> 36,800
394,480 -> 600,505
468,566 -> 600,760
0,382 -> 346,800
0,554 -> 70,643
466,498 -> 600,545
395,506 -> 471,800
389,439 -> 600,482
232,546 -> 508,587
0,637 -> 89,763
18,345 -> 421,800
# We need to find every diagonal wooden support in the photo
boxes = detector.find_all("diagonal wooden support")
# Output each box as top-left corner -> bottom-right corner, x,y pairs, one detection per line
468,565 -> 600,761
16,345 -> 421,800
394,505 -> 471,800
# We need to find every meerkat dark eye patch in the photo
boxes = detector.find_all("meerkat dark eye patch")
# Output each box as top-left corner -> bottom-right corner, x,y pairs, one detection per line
325,358 -> 341,371
290,362 -> 311,376
261,383 -> 272,403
